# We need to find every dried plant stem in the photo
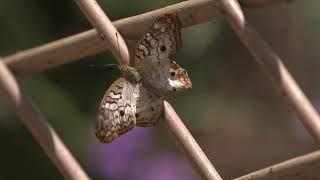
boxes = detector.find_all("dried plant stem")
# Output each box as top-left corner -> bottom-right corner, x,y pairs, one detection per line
3,0 -> 291,76
74,0 -> 129,65
0,60 -> 89,180
234,150 -> 320,180
218,0 -> 320,142
163,101 -> 222,180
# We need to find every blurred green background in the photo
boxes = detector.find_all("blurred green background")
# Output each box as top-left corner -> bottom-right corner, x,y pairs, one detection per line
0,0 -> 319,179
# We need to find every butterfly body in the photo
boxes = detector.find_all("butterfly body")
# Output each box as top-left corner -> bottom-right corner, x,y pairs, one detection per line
119,65 -> 141,82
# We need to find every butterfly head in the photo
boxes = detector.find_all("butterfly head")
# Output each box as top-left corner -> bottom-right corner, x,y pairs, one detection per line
168,61 -> 192,91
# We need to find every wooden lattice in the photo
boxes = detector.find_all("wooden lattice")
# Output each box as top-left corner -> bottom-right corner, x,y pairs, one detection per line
1,0 -> 319,179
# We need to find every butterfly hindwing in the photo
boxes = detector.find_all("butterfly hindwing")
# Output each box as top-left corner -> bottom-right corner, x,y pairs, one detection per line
95,77 -> 140,143
136,85 -> 163,127
168,60 -> 192,91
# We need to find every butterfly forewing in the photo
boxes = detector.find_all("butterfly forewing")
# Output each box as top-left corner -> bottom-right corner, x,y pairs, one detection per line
134,13 -> 181,65
133,13 -> 191,93
95,77 -> 140,143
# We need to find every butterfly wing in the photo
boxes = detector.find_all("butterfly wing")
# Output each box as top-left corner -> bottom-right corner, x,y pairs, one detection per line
95,77 -> 140,143
168,60 -> 192,91
134,13 -> 181,63
135,85 -> 163,127
133,14 -> 192,93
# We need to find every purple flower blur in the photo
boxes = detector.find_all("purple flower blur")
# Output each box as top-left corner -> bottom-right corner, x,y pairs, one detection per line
88,127 -> 196,179
290,98 -> 320,144
89,127 -> 153,179
132,153 -> 195,180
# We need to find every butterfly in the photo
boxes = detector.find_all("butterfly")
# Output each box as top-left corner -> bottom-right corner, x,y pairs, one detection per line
95,13 -> 192,143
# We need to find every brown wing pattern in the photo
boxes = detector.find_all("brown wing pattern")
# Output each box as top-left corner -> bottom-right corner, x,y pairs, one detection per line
134,13 -> 181,65
95,78 -> 140,143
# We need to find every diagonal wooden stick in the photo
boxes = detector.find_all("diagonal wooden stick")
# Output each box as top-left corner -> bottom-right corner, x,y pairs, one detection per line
164,101 -> 223,180
2,0 -> 292,76
74,0 -> 130,65
0,60 -> 89,180
218,0 -> 320,142
234,150 -> 320,180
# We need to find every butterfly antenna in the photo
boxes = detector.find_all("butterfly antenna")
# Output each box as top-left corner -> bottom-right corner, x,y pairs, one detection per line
116,33 -> 121,58
88,64 -> 120,69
